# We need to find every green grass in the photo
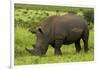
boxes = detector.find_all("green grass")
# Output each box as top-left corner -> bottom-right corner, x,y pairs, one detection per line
14,27 -> 94,65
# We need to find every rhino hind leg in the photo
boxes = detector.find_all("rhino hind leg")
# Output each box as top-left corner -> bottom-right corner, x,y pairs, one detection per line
75,39 -> 81,52
82,29 -> 89,52
50,43 -> 55,48
54,40 -> 63,55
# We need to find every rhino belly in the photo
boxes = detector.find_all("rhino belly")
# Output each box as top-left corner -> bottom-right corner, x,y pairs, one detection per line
63,28 -> 83,44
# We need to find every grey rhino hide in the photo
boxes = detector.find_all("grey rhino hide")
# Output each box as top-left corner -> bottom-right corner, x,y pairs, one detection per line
26,13 -> 89,56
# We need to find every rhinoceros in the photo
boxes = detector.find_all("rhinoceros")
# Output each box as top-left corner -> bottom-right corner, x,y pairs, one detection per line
26,13 -> 89,56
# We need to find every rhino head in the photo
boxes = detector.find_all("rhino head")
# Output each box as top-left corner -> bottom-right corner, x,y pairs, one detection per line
26,28 -> 49,56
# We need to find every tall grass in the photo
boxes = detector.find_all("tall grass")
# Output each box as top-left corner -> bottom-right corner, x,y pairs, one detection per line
15,27 -> 94,65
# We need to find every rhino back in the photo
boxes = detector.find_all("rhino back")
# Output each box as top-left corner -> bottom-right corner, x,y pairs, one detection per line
41,14 -> 88,42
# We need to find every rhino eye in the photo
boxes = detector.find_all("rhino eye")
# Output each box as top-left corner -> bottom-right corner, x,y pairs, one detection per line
38,28 -> 43,33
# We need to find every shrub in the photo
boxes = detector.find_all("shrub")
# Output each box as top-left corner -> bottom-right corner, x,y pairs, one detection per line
14,27 -> 36,57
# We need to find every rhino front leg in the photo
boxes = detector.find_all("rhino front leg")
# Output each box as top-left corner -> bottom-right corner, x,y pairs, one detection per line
54,40 -> 63,55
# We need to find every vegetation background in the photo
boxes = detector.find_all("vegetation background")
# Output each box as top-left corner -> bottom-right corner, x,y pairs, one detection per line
14,4 -> 94,65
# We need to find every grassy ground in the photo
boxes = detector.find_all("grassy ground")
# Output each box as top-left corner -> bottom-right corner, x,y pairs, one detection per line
14,27 -> 94,65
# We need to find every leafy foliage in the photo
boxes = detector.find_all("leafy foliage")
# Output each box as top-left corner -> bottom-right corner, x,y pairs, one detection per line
15,4 -> 94,29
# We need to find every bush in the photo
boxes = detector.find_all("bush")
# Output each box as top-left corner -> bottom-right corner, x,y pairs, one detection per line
14,27 -> 36,57
15,5 -> 94,28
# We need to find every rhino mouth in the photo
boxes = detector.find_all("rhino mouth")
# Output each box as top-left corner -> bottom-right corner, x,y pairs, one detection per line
25,47 -> 44,56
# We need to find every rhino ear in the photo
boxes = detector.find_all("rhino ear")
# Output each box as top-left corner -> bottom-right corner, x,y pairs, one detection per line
38,28 -> 43,33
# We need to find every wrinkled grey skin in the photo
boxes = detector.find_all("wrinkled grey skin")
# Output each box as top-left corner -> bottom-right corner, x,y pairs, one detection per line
26,13 -> 89,56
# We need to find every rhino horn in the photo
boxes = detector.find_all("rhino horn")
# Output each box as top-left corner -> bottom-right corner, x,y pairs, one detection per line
25,48 -> 34,55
